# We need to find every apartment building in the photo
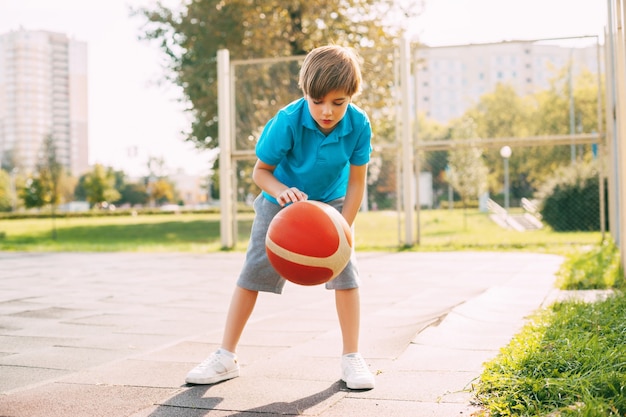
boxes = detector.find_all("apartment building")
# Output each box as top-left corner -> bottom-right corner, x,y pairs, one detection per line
415,41 -> 600,123
0,29 -> 88,176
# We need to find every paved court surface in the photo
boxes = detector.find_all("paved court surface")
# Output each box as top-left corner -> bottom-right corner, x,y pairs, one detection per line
0,251 -> 564,416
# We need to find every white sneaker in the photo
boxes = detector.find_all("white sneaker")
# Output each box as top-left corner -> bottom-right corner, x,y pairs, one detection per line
341,353 -> 375,389
185,350 -> 240,385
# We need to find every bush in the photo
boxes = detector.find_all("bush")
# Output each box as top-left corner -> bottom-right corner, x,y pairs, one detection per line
537,162 -> 603,231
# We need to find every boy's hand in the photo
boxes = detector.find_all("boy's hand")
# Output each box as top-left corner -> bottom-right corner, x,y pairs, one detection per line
277,187 -> 308,207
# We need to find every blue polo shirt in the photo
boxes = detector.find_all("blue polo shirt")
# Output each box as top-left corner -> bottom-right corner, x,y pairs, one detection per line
256,97 -> 372,204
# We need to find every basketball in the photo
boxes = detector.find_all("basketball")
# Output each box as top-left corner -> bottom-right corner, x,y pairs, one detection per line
265,200 -> 353,286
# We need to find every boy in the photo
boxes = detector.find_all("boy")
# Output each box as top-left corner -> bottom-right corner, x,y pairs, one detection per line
186,45 -> 375,390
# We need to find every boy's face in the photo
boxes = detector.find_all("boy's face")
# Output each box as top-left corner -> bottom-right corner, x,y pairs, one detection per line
305,90 -> 351,135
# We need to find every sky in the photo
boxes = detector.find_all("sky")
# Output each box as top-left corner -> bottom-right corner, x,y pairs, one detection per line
0,0 -> 608,178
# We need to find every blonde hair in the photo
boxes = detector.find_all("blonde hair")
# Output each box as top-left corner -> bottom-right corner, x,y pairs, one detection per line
298,45 -> 362,100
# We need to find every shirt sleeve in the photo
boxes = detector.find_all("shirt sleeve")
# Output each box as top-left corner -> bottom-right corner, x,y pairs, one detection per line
349,113 -> 372,166
255,111 -> 294,166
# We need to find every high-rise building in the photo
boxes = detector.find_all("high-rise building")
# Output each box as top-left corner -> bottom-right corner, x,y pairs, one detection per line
415,41 -> 600,124
0,29 -> 88,176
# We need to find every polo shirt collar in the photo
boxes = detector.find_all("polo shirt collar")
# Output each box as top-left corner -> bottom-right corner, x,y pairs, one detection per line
302,103 -> 354,142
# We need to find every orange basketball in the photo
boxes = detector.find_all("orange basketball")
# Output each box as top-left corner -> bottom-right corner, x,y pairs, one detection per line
265,200 -> 353,286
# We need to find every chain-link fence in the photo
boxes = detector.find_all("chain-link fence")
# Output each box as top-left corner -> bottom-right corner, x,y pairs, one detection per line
221,36 -> 605,248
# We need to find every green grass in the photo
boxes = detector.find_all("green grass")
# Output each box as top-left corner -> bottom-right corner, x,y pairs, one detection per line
476,293 -> 626,417
555,240 -> 625,290
0,212 -> 254,252
0,209 -> 602,253
475,239 -> 625,417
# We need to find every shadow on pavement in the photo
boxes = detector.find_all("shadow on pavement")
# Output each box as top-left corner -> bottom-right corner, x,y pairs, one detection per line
146,380 -> 344,416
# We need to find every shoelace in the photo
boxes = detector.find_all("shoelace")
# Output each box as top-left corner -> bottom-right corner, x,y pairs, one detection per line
196,354 -> 223,371
345,355 -> 368,374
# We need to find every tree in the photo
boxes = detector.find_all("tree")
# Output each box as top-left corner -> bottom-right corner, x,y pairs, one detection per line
38,135 -> 64,208
447,147 -> 488,207
82,164 -> 121,207
464,84 -> 535,198
21,177 -> 46,209
143,156 -> 178,206
0,170 -> 12,212
134,0 -> 406,150
118,182 -> 149,207
149,178 -> 176,205
19,135 -> 67,238
445,117 -> 489,216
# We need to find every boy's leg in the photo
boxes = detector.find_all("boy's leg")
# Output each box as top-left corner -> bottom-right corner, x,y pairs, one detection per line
221,285 -> 258,352
335,288 -> 360,354
335,288 -> 375,390
185,285 -> 257,385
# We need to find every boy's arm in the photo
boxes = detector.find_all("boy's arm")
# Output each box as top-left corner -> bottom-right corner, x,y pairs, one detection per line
252,159 -> 308,206
342,164 -> 368,226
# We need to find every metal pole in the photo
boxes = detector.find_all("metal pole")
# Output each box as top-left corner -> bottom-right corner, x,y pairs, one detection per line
400,35 -> 414,246
613,0 -> 626,275
596,36 -> 606,240
504,158 -> 510,212
217,49 -> 234,249
569,49 -> 576,163
500,145 -> 512,213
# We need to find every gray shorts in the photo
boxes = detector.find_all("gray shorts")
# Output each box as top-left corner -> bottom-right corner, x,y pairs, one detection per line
237,195 -> 360,294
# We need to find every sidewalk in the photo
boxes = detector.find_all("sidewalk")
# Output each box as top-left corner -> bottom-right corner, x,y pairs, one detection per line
0,251 -> 563,416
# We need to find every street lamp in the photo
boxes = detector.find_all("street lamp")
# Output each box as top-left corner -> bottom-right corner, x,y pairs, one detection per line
10,168 -> 18,211
500,146 -> 512,212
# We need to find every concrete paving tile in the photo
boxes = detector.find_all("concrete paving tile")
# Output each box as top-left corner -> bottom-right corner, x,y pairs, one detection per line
0,365 -> 70,394
412,313 -> 522,350
55,332 -> 178,352
242,353 -> 339,381
0,317 -> 23,332
347,369 -> 477,403
361,321 -> 435,359
0,298 -> 50,314
119,317 -> 226,337
316,397 -> 482,417
0,382 -> 178,417
236,328 -> 321,348
63,358 -> 190,388
273,333 -> 342,358
66,313 -> 149,327
0,345 -> 129,370
138,340 -> 219,362
248,315 -> 338,333
128,404 -> 235,417
6,319 -> 119,339
0,334 -> 77,353
366,306 -> 450,328
392,343 -> 497,373
8,306 -> 85,319
453,286 -> 549,322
